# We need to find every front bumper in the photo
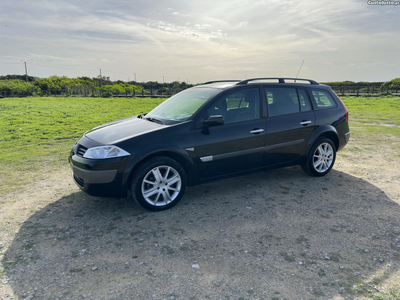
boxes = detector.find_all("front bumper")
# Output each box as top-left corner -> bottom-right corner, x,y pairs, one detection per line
69,154 -> 136,198
68,134 -> 141,197
71,163 -> 117,186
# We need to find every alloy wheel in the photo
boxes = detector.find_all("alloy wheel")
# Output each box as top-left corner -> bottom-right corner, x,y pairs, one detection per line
312,142 -> 334,173
141,165 -> 182,206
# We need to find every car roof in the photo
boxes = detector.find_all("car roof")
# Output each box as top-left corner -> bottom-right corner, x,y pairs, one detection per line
197,78 -> 329,90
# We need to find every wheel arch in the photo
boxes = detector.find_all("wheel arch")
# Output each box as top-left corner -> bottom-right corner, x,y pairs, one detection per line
126,149 -> 197,189
318,131 -> 339,151
307,125 -> 339,151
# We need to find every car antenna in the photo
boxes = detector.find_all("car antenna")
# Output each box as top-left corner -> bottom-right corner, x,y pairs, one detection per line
294,60 -> 305,82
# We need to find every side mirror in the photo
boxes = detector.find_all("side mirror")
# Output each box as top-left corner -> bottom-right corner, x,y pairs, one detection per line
202,115 -> 224,127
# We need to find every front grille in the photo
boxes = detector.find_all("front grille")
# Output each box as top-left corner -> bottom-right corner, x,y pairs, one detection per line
73,175 -> 84,187
76,145 -> 88,157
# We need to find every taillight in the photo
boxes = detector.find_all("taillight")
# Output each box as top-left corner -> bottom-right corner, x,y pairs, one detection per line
335,94 -> 348,122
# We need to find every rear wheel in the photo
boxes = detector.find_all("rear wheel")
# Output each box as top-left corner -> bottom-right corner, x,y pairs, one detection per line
131,156 -> 187,211
301,138 -> 336,177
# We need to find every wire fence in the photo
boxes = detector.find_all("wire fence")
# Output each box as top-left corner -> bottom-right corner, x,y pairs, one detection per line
1,85 -> 400,98
329,85 -> 400,96
0,87 -> 182,98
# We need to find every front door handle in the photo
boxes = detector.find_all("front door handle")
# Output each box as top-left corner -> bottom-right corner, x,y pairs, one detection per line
300,120 -> 312,125
250,128 -> 265,134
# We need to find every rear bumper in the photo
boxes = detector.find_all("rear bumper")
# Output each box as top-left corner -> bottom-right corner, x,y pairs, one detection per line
345,131 -> 350,143
337,131 -> 350,151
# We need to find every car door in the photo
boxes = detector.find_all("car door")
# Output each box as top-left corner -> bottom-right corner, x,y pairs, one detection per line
264,87 -> 316,166
194,87 -> 266,180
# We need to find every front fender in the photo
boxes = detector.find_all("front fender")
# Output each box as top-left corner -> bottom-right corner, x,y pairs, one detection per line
123,142 -> 198,187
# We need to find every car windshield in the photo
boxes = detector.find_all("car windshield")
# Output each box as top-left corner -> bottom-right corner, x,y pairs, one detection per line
146,87 -> 220,122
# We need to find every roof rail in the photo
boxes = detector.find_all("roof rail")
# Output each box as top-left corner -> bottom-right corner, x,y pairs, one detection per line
236,78 -> 319,85
203,80 -> 241,85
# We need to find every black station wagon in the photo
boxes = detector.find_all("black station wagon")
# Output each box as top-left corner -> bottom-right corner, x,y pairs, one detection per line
69,78 -> 350,211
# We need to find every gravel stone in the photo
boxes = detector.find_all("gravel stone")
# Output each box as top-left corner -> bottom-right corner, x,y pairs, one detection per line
1,139 -> 400,299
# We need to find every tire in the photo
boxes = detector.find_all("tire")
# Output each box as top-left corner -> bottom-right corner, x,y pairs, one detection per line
130,156 -> 187,211
301,138 -> 336,177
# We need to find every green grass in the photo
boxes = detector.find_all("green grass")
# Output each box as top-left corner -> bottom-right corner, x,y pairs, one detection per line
0,95 -> 399,195
0,96 -> 165,194
341,96 -> 400,126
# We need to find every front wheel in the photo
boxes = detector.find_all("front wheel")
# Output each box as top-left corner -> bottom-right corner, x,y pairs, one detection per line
130,156 -> 187,211
301,138 -> 336,177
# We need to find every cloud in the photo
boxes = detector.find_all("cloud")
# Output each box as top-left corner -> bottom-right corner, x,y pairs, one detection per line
1,0 -> 399,82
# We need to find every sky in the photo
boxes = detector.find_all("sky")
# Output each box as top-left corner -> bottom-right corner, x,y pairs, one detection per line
0,0 -> 399,83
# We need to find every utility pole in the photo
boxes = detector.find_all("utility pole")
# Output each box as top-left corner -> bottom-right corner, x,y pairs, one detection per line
99,69 -> 102,87
134,73 -> 136,82
22,61 -> 28,82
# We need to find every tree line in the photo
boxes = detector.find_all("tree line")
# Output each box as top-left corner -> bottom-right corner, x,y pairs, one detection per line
1,75 -> 399,97
0,75 -> 194,97
322,79 -> 400,95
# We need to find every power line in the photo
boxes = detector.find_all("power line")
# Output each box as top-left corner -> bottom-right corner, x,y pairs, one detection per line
101,69 -> 132,75
28,62 -> 96,72
1,61 -> 189,83
0,62 -> 23,65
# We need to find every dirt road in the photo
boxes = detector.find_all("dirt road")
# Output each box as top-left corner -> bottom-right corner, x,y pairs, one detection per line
1,138 -> 400,299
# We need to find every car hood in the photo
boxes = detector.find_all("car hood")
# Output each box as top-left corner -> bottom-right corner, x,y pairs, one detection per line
85,116 -> 164,145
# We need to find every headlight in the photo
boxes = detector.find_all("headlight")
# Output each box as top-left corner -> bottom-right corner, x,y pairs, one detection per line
83,145 -> 131,159
71,142 -> 78,154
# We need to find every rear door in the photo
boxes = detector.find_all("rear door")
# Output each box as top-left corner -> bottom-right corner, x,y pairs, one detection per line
194,87 -> 266,180
264,87 -> 316,166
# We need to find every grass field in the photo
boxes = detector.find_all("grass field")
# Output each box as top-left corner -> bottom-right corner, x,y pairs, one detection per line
0,97 -> 165,194
1,95 -> 400,299
341,96 -> 400,126
0,95 -> 399,194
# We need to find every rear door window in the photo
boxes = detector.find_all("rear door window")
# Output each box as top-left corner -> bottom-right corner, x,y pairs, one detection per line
310,89 -> 337,109
298,89 -> 312,112
264,87 -> 312,117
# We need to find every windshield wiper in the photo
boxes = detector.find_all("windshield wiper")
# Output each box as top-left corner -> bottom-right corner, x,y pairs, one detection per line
145,117 -> 164,125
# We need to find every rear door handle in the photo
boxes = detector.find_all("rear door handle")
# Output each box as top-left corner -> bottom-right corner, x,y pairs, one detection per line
300,120 -> 312,125
250,128 -> 265,134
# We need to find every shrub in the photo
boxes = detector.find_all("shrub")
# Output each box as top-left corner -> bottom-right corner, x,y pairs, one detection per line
101,91 -> 113,98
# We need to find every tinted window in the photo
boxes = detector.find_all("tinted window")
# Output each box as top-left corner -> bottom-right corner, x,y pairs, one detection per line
208,88 -> 260,123
265,87 -> 300,117
311,89 -> 337,109
298,89 -> 312,112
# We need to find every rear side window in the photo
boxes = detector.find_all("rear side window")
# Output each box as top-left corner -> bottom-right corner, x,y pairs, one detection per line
310,89 -> 337,109
264,87 -> 312,117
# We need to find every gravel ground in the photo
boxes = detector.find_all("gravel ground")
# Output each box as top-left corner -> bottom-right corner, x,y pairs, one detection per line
1,137 -> 400,300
